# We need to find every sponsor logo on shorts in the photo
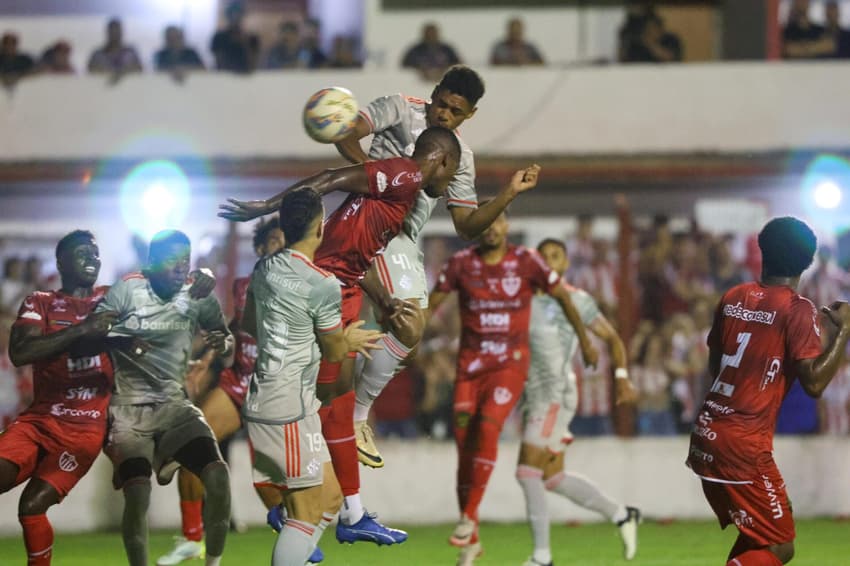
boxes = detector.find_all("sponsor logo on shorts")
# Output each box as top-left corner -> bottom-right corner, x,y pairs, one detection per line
689,445 -> 714,464
763,475 -> 784,520
59,451 -> 79,472
306,458 -> 321,476
399,274 -> 412,290
50,403 -> 102,420
493,386 -> 513,406
693,411 -> 718,441
728,509 -> 753,528
761,357 -> 782,391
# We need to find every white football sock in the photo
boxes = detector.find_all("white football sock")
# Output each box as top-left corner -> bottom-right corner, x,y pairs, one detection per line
354,332 -> 412,418
273,519 -> 315,566
312,512 -> 336,548
545,471 -> 622,522
340,494 -> 364,526
517,465 -> 551,564
205,556 -> 221,566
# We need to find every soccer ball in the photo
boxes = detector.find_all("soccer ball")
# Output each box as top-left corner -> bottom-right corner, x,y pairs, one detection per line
302,87 -> 359,144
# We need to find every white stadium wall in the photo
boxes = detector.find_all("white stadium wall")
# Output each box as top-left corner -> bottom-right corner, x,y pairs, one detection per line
0,436 -> 849,535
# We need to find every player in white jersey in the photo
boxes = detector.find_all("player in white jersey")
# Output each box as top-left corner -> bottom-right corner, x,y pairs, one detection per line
335,65 -> 541,466
517,239 -> 640,566
242,188 -> 382,566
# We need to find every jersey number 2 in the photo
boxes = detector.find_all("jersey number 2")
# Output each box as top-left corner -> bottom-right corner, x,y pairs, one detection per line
711,331 -> 751,397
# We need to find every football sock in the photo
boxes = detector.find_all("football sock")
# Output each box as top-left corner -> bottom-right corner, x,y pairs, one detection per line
180,500 -> 204,542
20,514 -> 53,566
322,391 -> 360,497
462,418 -> 501,521
340,494 -> 365,526
545,471 -> 621,522
516,465 -> 551,565
273,519 -> 316,566
353,333 -> 412,421
456,450 -> 474,513
200,462 -> 230,558
727,550 -> 783,566
205,556 -> 222,566
313,512 -> 336,546
122,478 -> 152,566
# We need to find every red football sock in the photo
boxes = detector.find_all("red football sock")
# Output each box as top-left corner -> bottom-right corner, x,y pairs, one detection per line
456,447 -> 474,513
322,391 -> 360,497
462,418 -> 501,522
180,500 -> 204,542
727,549 -> 783,566
20,514 -> 53,566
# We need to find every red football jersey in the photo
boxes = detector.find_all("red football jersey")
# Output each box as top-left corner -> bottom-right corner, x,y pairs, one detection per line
435,245 -> 561,378
220,277 -> 256,404
12,288 -> 114,426
688,282 -> 822,481
315,157 -> 422,286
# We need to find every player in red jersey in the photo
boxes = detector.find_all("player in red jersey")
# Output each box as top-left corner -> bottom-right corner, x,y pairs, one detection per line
687,217 -> 850,566
0,230 -> 147,566
220,126 -> 461,545
158,219 -> 286,566
429,209 -> 598,565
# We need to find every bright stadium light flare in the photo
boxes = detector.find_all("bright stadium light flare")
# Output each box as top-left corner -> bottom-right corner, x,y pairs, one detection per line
142,182 -> 176,218
813,180 -> 842,210
120,160 -> 191,240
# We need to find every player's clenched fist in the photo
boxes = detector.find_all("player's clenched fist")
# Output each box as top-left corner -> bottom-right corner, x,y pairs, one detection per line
508,164 -> 541,197
81,310 -> 119,337
823,301 -> 850,330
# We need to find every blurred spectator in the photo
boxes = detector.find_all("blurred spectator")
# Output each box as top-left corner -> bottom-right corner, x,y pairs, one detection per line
826,0 -> 850,58
327,35 -> 362,69
401,22 -> 461,80
799,246 -> 850,308
574,239 -> 618,314
638,215 -> 672,323
0,315 -> 33,429
570,332 -> 613,436
263,21 -> 302,69
568,213 -> 596,272
630,326 -> 676,435
620,12 -> 683,63
88,18 -> 143,75
298,18 -> 328,69
155,25 -> 205,73
783,0 -> 835,59
490,17 -> 544,66
371,368 -> 419,439
709,235 -> 746,294
819,349 -> 850,434
211,1 -> 260,73
0,32 -> 35,86
1,257 -> 27,314
37,40 -> 74,74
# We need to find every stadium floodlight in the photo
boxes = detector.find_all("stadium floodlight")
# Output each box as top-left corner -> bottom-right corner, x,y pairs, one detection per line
813,180 -> 842,210
120,160 -> 191,240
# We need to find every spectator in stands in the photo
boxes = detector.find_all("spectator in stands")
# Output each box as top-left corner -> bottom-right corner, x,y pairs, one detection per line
574,238 -> 619,314
783,0 -> 835,59
401,22 -> 461,80
327,35 -> 362,68
37,40 -> 74,74
211,1 -> 260,73
0,32 -> 35,87
568,213 -> 596,272
0,257 -> 27,314
263,21 -> 302,69
620,12 -> 682,63
87,18 -> 143,76
799,246 -> 850,309
708,235 -> 745,294
826,0 -> 850,58
618,1 -> 654,61
630,325 -> 676,435
818,346 -> 850,434
490,17 -> 544,66
155,25 -> 205,74
298,18 -> 328,69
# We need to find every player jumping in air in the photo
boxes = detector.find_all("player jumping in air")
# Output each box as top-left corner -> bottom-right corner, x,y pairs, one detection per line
220,126 -> 461,545
242,187 -> 382,566
687,216 -> 850,566
334,66 -> 542,468
429,210 -> 598,566
518,238 -> 640,566
0,230 -> 146,566
97,230 -> 234,566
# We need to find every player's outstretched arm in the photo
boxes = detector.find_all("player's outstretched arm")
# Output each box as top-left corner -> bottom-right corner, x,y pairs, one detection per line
318,321 -> 383,363
9,310 -> 118,367
449,165 -> 541,241
218,164 -> 370,222
795,301 -> 850,398
549,283 -> 598,368
589,315 -> 637,405
334,116 -> 372,164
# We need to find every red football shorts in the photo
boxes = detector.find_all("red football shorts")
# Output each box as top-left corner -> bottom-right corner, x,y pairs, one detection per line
453,367 -> 527,426
218,368 -> 248,410
317,285 -> 362,385
700,460 -> 795,547
0,413 -> 105,498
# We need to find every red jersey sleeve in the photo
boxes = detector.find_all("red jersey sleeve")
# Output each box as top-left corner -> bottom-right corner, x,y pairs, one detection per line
364,158 -> 423,204
13,293 -> 48,331
526,248 -> 561,292
435,254 -> 460,293
786,297 -> 822,362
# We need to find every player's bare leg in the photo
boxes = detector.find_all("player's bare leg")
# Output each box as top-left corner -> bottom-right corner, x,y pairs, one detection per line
539,450 -> 640,561
273,463 -> 341,566
353,301 -> 423,467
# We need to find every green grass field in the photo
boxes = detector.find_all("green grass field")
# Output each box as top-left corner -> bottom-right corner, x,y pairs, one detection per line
0,519 -> 846,565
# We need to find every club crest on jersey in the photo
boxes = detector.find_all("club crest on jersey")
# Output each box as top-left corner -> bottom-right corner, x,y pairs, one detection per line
59,451 -> 79,472
502,276 -> 521,297
493,386 -> 513,406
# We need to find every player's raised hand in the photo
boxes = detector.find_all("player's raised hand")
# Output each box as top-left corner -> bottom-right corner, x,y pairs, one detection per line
343,320 -> 384,360
823,301 -> 850,330
614,377 -> 638,406
81,311 -> 119,337
218,198 -> 270,222
188,268 -> 216,299
508,164 -> 542,196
